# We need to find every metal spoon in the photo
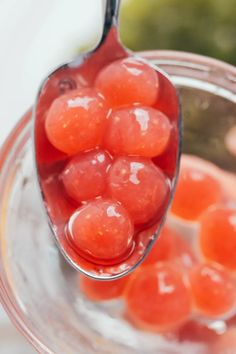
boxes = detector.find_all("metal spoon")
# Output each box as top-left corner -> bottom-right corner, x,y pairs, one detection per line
33,0 -> 181,280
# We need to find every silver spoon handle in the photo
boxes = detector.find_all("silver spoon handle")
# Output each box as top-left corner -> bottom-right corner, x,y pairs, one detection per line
101,0 -> 121,41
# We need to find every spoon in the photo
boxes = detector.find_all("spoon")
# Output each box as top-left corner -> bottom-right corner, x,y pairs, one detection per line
33,0 -> 181,280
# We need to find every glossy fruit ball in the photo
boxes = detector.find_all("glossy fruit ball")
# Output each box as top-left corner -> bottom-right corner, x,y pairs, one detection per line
95,58 -> 159,107
171,163 -> 224,221
142,226 -> 196,269
104,106 -> 171,158
62,149 -> 112,203
67,200 -> 134,261
79,274 -> 129,301
199,206 -> 236,270
189,262 -> 236,318
125,263 -> 192,332
45,88 -> 108,155
107,157 -> 169,224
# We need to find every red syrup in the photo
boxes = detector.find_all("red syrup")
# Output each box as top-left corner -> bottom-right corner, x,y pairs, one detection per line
34,29 -> 180,278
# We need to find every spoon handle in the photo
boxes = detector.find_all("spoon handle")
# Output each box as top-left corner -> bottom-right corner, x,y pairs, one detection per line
102,0 -> 121,41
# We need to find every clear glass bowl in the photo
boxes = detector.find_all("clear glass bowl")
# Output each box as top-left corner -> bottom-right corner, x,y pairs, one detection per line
0,50 -> 236,354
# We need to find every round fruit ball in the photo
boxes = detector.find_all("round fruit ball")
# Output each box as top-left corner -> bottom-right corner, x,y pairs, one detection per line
199,205 -> 236,270
107,157 -> 169,225
95,57 -> 159,107
45,88 -> 108,155
79,274 -> 129,301
67,199 -> 134,261
189,262 -> 236,318
104,106 -> 171,158
62,149 -> 112,203
125,263 -> 192,332
171,162 -> 224,221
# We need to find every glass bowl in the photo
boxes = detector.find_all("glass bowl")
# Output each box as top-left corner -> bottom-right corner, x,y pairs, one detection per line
0,50 -> 236,354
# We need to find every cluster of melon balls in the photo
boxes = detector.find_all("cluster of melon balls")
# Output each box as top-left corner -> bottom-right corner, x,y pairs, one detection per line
45,55 -> 236,348
45,57 -> 171,263
79,154 -> 236,342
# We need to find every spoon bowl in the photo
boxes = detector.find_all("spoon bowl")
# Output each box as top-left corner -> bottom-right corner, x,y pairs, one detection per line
33,0 -> 181,280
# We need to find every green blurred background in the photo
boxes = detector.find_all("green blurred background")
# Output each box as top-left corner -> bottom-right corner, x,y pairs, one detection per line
120,0 -> 236,172
120,0 -> 236,65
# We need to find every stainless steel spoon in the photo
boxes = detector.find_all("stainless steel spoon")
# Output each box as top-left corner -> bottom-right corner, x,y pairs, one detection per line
33,0 -> 181,280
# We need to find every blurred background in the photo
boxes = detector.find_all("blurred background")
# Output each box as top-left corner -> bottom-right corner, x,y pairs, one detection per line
0,0 -> 235,352
120,0 -> 236,66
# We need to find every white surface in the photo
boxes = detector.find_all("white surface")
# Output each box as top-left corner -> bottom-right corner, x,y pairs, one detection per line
0,0 -> 103,144
0,1 -> 102,352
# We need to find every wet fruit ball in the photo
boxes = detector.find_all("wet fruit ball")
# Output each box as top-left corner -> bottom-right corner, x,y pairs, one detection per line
199,206 -> 236,270
67,200 -> 134,261
62,149 -> 112,203
171,163 -> 223,221
108,157 -> 169,224
189,262 -> 236,318
45,88 -> 108,155
95,58 -> 159,107
104,106 -> 171,157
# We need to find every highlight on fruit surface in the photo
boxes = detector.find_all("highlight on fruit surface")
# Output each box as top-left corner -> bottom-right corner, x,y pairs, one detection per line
125,263 -> 192,332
